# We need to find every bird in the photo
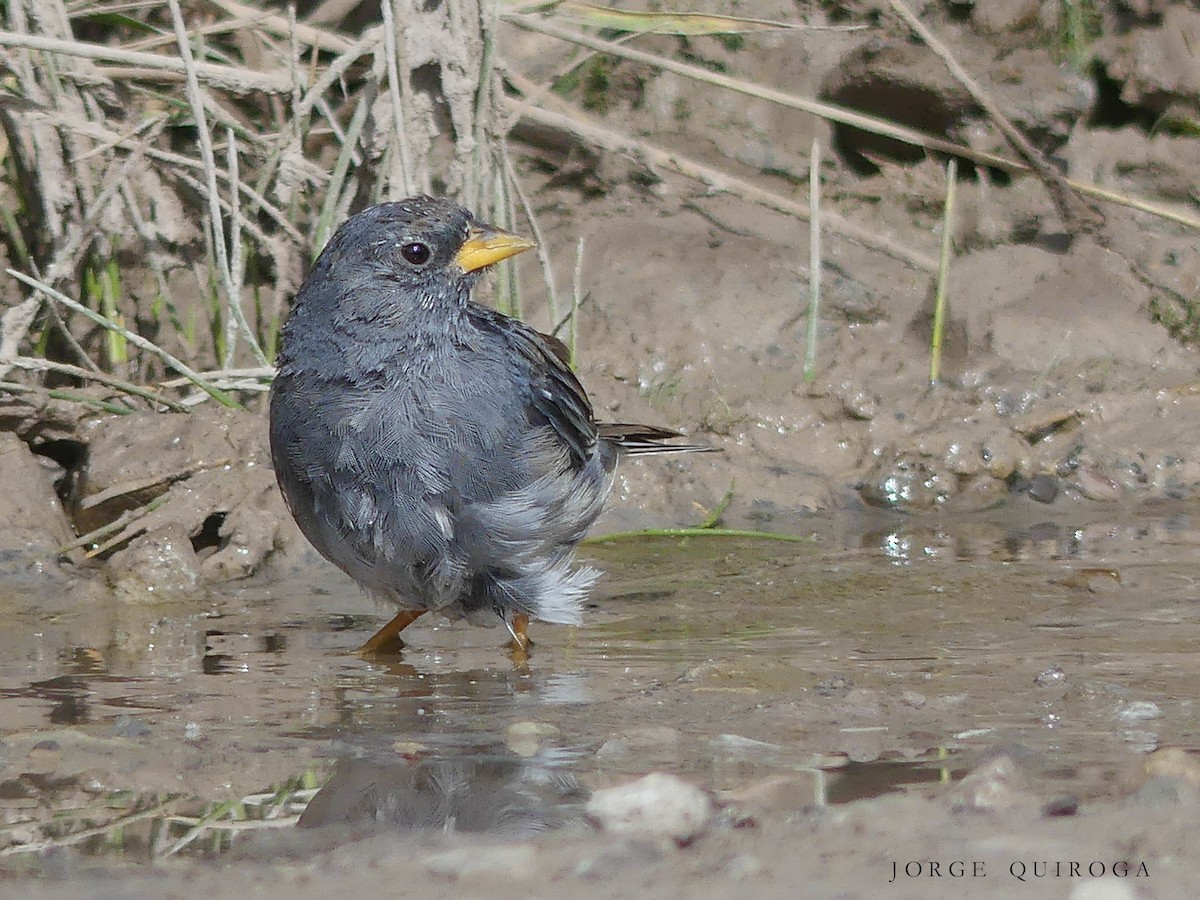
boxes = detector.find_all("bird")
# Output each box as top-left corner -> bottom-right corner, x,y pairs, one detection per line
268,195 -> 710,656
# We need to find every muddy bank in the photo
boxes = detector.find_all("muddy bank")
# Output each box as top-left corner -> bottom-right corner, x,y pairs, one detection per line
5,4 -> 1200,597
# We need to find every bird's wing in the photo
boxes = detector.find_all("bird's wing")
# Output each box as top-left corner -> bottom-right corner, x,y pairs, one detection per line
467,307 -> 598,466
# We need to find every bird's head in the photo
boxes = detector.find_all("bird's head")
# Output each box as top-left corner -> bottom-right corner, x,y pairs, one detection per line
315,196 -> 535,306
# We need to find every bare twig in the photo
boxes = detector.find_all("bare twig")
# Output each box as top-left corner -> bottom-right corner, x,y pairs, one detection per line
381,0 -> 416,197
507,15 -> 1200,232
512,92 -> 938,271
505,152 -> 559,325
7,356 -> 185,410
7,269 -> 239,408
166,0 -> 267,367
0,29 -> 294,93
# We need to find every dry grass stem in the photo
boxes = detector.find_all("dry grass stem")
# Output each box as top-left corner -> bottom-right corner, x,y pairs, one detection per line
505,153 -> 560,325
507,14 -> 1200,233
803,138 -> 822,384
512,91 -> 938,271
930,158 -> 958,385
8,270 -> 239,407
0,29 -> 293,93
167,0 -> 266,367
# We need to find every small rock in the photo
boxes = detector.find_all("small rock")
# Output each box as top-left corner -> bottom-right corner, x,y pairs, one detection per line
1025,475 -> 1060,504
106,523 -> 203,602
721,775 -> 821,815
1068,880 -> 1136,900
949,755 -> 1027,811
1141,746 -> 1200,788
595,726 -> 683,761
504,721 -> 560,757
1073,465 -> 1122,501
815,674 -> 853,698
574,838 -> 663,879
725,854 -> 765,880
423,845 -> 536,880
1042,795 -> 1079,817
859,454 -> 954,510
1126,775 -> 1186,808
972,0 -> 1039,34
708,734 -> 780,759
1034,665 -> 1066,687
111,715 -> 151,739
586,773 -> 713,845
1116,701 -> 1162,724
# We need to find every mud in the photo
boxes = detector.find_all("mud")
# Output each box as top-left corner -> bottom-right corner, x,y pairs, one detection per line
4,1 -> 1200,897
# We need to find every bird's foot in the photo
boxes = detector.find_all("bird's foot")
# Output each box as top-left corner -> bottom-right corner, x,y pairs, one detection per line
357,609 -> 426,655
506,612 -> 533,659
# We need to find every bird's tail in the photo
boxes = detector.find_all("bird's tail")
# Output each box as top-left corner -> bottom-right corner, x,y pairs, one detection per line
598,423 -> 715,456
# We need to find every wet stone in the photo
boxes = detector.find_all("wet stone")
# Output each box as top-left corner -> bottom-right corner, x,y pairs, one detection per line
423,845 -> 536,880
949,756 -> 1029,812
1024,475 -> 1060,504
595,726 -> 684,762
106,522 -> 203,602
708,734 -> 781,760
586,773 -> 713,845
721,775 -> 822,816
574,837 -> 663,880
815,674 -> 853,698
1067,880 -> 1137,900
504,721 -> 560,757
1126,776 -> 1188,808
859,454 -> 954,511
1073,465 -> 1123,501
1116,701 -> 1163,724
725,854 -> 766,880
1141,746 -> 1200,789
1041,795 -> 1080,817
1034,665 -> 1067,687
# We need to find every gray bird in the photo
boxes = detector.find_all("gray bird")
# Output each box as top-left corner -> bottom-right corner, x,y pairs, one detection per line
269,196 -> 708,654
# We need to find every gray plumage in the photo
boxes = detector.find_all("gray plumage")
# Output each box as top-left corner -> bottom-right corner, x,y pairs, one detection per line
269,196 -> 706,631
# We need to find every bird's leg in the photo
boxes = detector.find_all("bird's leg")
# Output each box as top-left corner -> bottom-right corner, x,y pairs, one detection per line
358,609 -> 426,654
506,612 -> 532,656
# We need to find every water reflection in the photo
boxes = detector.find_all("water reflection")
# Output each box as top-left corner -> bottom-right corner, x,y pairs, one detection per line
298,744 -> 586,835
0,510 -> 1199,861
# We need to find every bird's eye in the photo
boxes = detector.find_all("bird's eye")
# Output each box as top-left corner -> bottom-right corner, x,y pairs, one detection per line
400,242 -> 431,265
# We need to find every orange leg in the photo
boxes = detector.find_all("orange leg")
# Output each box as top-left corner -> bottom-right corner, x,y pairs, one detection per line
358,609 -> 426,654
508,612 -> 532,656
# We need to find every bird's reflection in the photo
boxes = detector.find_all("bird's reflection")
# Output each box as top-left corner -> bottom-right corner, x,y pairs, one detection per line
298,744 -> 587,836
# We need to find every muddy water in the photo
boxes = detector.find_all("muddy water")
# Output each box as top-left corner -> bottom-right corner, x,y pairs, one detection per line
1,506 -> 1199,864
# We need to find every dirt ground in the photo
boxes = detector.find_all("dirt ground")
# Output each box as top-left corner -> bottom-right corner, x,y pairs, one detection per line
3,1 -> 1200,897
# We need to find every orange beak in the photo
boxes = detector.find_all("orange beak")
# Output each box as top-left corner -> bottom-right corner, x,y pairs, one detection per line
454,225 -> 536,273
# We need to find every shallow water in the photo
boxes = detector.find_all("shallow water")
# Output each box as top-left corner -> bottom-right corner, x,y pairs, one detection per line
2,505 -> 1199,860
